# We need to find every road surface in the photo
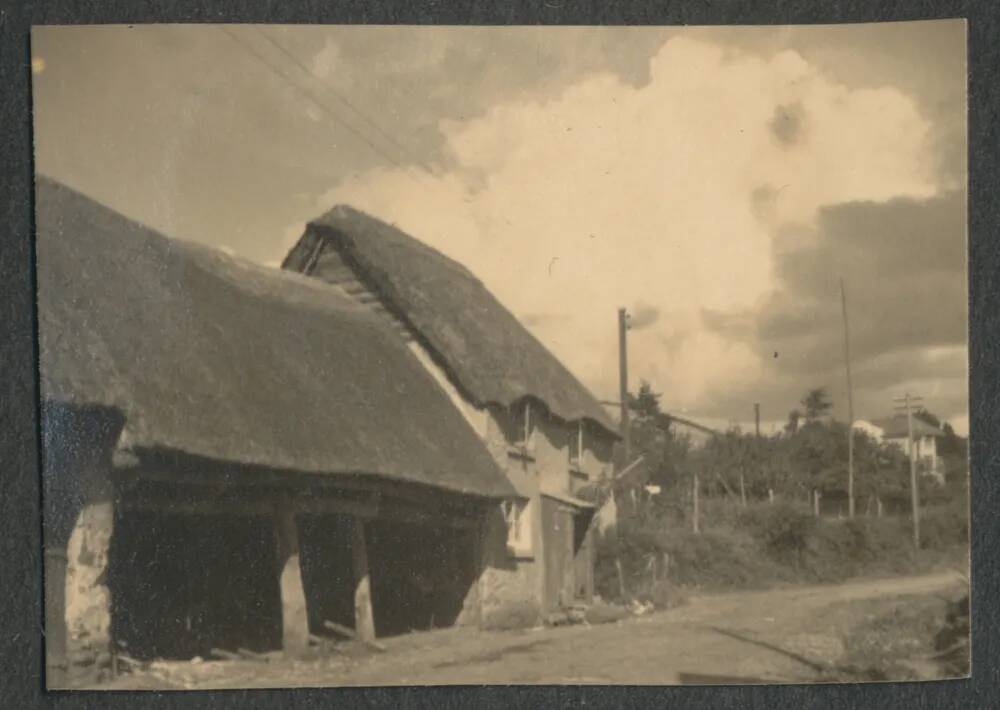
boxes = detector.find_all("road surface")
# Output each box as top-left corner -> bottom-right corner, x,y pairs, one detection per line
102,571 -> 962,688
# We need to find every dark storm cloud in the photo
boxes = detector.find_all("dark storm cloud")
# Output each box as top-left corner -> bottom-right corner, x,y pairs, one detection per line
703,189 -> 966,422
766,191 -> 966,354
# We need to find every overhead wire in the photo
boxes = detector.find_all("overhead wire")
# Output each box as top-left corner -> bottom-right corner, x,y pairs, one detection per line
253,26 -> 437,176
217,25 -> 407,171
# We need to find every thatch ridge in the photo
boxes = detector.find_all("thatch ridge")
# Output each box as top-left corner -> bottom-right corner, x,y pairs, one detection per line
293,205 -> 619,438
35,177 -> 514,499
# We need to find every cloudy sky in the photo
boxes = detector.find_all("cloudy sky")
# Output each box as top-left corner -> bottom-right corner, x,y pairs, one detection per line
31,21 -> 968,434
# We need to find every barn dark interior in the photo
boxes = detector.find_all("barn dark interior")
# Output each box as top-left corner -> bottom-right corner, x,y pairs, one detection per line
108,510 -> 282,660
107,507 -> 481,659
366,518 -> 478,636
299,513 -> 479,638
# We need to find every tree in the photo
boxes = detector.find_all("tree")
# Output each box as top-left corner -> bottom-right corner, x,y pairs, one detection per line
800,388 -> 833,423
785,409 -> 802,436
622,381 -> 691,519
914,408 -> 942,428
628,381 -> 665,422
786,418 -> 846,498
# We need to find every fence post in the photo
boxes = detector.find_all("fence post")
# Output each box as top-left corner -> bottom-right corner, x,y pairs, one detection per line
693,470 -> 701,535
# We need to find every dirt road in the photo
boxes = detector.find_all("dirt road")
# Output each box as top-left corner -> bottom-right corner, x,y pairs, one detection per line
103,571 -> 963,688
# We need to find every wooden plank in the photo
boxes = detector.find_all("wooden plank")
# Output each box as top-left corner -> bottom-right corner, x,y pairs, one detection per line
323,620 -> 387,652
274,498 -> 310,657
115,467 -> 485,514
350,517 -> 377,644
151,463 -> 478,503
120,494 -> 377,518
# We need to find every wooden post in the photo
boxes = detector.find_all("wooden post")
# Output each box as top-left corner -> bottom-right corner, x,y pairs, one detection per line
692,470 -> 701,535
615,558 -> 627,601
840,278 -> 856,518
813,489 -> 820,517
351,516 -> 376,643
274,498 -> 309,656
618,308 -> 631,463
739,471 -> 747,507
894,393 -> 923,547
768,488 -> 774,504
906,396 -> 921,548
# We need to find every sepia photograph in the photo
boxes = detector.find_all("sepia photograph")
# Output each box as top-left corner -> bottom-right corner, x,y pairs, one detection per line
32,21 -> 969,689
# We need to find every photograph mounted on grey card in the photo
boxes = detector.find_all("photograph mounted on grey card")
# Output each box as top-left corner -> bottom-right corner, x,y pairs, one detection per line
32,20 -> 968,689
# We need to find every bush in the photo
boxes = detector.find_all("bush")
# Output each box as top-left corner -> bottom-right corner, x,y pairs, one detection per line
919,499 -> 969,550
595,517 -> 790,599
738,501 -> 816,568
593,495 -> 969,599
933,593 -> 970,677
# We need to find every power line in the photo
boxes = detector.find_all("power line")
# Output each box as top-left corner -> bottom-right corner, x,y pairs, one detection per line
253,27 -> 435,175
217,25 -> 406,171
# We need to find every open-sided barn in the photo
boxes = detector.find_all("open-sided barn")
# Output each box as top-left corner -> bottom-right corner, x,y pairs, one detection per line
36,178 -> 518,685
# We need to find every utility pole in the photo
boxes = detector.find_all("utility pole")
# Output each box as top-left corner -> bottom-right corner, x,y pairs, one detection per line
618,307 -> 631,464
840,278 -> 855,518
747,402 -> 759,507
894,393 -> 924,548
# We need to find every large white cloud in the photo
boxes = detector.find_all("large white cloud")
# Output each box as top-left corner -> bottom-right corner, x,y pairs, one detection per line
313,37 -> 939,415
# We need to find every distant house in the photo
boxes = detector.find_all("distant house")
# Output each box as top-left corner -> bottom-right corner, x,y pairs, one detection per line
853,415 -> 946,481
36,179 -> 517,685
283,205 -> 619,622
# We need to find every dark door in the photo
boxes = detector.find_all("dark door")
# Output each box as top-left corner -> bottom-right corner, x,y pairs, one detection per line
542,497 -> 577,613
572,520 -> 594,603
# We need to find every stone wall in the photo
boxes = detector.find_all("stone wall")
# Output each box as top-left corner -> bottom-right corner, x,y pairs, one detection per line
41,402 -> 121,687
64,501 -> 114,670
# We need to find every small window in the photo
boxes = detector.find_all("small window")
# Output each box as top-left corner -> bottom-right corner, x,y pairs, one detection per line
569,421 -> 584,470
510,401 -> 535,457
501,499 -> 533,557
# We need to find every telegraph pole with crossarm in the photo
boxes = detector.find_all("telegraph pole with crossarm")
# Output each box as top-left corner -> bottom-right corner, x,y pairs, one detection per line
894,393 -> 924,548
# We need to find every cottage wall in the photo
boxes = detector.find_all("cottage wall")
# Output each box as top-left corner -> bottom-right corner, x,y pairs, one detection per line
533,414 -> 572,495
477,407 -> 544,627
578,428 -> 614,490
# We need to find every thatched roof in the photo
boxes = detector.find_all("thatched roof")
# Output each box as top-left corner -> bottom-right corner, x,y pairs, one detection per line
283,205 -> 618,438
35,178 -> 514,499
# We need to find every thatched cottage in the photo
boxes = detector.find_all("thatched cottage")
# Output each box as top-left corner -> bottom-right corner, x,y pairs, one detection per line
36,179 -> 519,685
282,206 -> 619,625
